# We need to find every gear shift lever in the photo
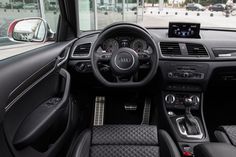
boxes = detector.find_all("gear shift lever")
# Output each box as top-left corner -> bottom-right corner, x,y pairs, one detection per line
183,97 -> 200,135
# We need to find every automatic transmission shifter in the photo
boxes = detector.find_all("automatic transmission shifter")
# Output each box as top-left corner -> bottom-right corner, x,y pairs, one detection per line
183,97 -> 200,135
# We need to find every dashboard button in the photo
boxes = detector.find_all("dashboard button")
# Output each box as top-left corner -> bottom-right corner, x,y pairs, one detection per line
183,72 -> 189,78
168,72 -> 173,78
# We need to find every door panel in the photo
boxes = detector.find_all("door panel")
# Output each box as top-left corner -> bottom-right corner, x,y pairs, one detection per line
0,39 -> 77,157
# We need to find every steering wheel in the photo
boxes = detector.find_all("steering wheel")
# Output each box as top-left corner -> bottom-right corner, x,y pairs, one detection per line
91,23 -> 159,87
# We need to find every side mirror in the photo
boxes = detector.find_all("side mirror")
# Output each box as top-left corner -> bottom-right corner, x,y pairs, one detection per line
8,18 -> 55,42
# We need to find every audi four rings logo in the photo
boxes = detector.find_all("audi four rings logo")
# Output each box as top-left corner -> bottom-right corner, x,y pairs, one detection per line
119,57 -> 131,63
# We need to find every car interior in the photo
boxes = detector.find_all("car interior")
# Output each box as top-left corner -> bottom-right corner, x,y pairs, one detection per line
1,0 -> 236,157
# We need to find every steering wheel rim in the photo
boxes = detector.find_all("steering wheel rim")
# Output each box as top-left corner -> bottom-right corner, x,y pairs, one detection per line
91,22 -> 159,87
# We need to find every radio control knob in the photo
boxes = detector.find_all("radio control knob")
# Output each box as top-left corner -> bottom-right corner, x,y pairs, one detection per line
183,72 -> 189,78
165,94 -> 176,104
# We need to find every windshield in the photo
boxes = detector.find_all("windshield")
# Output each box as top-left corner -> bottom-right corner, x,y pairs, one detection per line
78,0 -> 236,31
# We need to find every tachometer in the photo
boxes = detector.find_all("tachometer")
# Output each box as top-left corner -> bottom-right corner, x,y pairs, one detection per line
102,39 -> 119,53
131,39 -> 147,53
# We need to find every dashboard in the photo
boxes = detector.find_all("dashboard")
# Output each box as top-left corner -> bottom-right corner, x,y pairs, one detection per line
69,23 -> 236,90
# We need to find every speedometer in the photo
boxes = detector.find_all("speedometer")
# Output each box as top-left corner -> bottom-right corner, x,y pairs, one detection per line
131,39 -> 147,53
102,39 -> 119,53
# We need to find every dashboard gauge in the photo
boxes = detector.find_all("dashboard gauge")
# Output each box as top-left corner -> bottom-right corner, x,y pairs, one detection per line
131,39 -> 147,53
120,40 -> 129,48
102,39 -> 119,53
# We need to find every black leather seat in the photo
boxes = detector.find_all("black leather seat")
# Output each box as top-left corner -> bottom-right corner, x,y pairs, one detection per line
71,125 -> 180,157
215,125 -> 236,146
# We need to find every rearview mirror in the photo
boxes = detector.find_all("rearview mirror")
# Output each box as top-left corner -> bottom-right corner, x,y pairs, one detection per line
8,18 -> 55,42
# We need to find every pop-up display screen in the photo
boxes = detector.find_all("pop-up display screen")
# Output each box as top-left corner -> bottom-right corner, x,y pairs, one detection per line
168,22 -> 201,38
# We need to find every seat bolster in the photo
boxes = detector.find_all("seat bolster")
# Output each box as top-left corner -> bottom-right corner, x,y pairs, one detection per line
72,129 -> 91,157
214,130 -> 232,145
159,129 -> 181,157
216,126 -> 236,146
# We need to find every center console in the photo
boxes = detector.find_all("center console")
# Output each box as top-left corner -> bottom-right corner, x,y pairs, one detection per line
163,92 -> 209,156
159,61 -> 210,157
165,93 -> 203,138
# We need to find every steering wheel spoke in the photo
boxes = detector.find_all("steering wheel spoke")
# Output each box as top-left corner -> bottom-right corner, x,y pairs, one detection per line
95,52 -> 112,62
138,52 -> 151,61
114,75 -> 134,83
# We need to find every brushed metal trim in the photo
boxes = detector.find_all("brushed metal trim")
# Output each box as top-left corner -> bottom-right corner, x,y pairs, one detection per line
176,117 -> 204,139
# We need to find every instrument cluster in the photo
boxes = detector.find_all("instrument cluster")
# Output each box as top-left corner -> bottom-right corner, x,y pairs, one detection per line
102,37 -> 148,53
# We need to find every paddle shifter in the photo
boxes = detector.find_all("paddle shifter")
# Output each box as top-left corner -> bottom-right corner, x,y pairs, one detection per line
183,96 -> 200,135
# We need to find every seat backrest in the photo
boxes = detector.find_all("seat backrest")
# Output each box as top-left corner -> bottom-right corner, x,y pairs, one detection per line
91,125 -> 159,157
70,125 -> 181,157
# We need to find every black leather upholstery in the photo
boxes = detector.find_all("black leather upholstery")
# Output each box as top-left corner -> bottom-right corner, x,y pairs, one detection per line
215,125 -> 236,146
92,125 -> 158,145
91,145 -> 160,157
159,130 -> 181,157
194,143 -> 236,157
71,130 -> 91,157
71,125 -> 180,157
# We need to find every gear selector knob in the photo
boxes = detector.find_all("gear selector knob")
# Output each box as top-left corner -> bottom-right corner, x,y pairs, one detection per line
184,97 -> 193,107
183,95 -> 201,135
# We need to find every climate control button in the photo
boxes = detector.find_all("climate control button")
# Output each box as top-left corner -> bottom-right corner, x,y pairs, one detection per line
190,95 -> 200,106
165,94 -> 176,104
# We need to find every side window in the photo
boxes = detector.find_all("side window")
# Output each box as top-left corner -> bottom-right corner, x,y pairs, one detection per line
0,0 -> 59,47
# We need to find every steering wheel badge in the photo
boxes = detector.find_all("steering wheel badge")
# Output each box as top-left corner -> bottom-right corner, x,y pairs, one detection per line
115,53 -> 134,70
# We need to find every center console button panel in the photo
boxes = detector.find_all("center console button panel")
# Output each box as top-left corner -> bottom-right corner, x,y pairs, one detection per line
168,71 -> 204,80
161,62 -> 209,82
164,92 -> 200,110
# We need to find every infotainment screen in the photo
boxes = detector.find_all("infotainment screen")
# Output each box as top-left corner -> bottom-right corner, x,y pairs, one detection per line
168,22 -> 201,38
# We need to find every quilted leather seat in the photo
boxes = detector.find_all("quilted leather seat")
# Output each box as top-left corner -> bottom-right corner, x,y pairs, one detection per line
215,125 -> 236,146
71,125 -> 181,157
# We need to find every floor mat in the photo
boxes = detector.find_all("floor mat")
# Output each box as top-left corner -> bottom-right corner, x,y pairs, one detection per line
104,95 -> 145,125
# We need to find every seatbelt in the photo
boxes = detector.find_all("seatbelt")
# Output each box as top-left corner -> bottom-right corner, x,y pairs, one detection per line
93,96 -> 105,126
141,97 -> 151,125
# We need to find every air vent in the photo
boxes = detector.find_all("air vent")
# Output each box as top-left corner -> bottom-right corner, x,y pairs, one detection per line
186,43 -> 208,56
160,42 -> 181,56
212,48 -> 236,58
73,43 -> 91,56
